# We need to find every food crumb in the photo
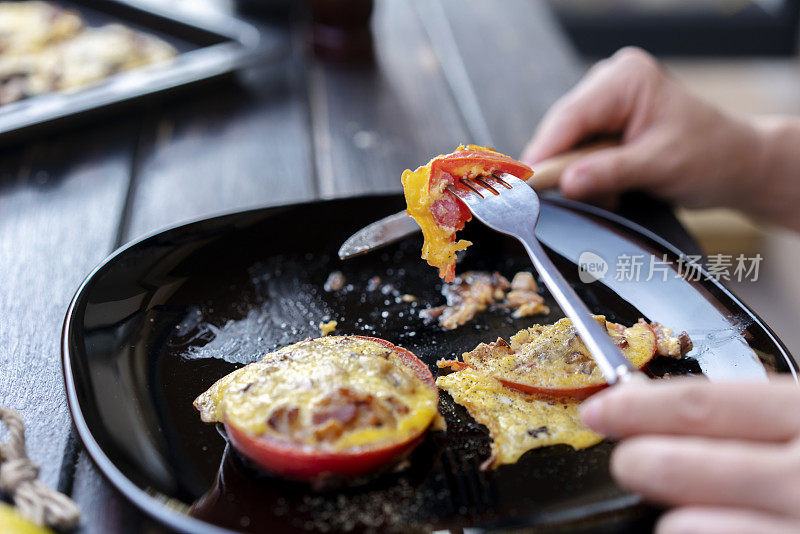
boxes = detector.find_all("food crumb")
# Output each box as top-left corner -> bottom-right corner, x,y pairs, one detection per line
324,271 -> 345,292
319,320 -> 337,336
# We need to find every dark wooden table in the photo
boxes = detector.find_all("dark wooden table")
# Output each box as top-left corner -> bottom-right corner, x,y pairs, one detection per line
0,1 -> 695,532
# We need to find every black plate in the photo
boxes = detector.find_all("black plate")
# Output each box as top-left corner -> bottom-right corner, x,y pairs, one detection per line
62,195 -> 797,534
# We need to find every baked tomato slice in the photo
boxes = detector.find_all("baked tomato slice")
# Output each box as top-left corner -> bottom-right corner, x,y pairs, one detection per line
194,336 -> 438,481
402,145 -> 533,282
439,317 -> 657,400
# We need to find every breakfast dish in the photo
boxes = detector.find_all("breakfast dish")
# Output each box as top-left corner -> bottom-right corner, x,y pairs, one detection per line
437,317 -> 692,468
63,195 -> 790,533
401,145 -> 533,282
421,270 -> 549,329
437,367 -> 602,469
439,316 -> 689,399
194,335 -> 440,480
0,2 -> 176,105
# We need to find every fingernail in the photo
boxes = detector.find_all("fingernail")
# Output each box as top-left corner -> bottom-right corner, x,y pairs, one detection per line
579,396 -> 605,432
521,146 -> 541,166
563,168 -> 593,197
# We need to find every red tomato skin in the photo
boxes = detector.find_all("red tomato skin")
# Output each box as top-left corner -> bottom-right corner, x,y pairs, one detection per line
225,422 -> 426,479
428,148 -> 533,231
224,336 -> 436,480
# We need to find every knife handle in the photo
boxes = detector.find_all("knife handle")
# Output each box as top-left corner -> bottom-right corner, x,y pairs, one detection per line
527,138 -> 620,191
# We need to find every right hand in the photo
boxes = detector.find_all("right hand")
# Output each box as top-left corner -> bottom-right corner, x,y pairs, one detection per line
521,48 -> 768,214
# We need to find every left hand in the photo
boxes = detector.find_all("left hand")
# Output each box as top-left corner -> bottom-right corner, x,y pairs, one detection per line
580,377 -> 800,534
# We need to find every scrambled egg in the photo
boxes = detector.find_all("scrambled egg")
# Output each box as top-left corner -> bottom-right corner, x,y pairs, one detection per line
194,336 -> 438,452
437,367 -> 602,469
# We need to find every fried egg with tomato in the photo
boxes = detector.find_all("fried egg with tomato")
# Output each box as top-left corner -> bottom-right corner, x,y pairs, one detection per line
194,336 -> 439,479
437,316 -> 690,469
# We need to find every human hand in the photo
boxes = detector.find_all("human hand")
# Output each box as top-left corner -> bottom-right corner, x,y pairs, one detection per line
580,377 -> 800,534
521,48 -> 768,214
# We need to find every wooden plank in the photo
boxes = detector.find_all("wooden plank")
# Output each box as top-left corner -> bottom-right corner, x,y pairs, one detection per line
122,29 -> 315,241
69,19 -> 316,533
308,0 -> 470,197
414,0 -> 583,156
0,120 -> 136,490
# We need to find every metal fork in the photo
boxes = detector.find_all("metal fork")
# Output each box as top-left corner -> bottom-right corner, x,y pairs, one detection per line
445,172 -> 647,386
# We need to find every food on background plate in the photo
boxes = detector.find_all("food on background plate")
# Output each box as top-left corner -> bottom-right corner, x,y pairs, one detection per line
0,1 -> 82,55
0,2 -> 176,105
194,336 -> 440,480
401,145 -> 533,282
437,317 -> 692,468
421,270 -> 549,330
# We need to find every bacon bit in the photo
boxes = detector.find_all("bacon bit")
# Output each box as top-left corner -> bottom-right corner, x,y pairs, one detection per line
650,321 -> 689,358
324,271 -> 345,292
308,387 -> 401,442
312,403 -> 357,426
426,270 -> 549,330
510,271 -> 537,292
678,331 -> 693,355
419,305 -> 446,321
386,396 -> 410,415
267,406 -> 299,434
314,419 -> 345,441
436,359 -> 469,370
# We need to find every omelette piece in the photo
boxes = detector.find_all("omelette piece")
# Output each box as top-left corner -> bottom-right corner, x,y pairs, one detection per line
437,367 -> 602,469
401,145 -> 533,282
194,336 -> 439,452
440,316 -> 672,399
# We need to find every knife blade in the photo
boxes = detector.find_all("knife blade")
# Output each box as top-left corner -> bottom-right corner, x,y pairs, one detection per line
338,139 -> 618,260
338,210 -> 419,259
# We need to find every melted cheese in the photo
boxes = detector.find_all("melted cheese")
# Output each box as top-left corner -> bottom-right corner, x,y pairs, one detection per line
401,151 -> 471,278
437,368 -> 602,468
194,337 -> 438,452
464,316 -> 655,390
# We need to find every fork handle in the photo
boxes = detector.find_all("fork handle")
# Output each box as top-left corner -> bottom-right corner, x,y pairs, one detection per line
518,233 -> 646,386
527,138 -> 619,191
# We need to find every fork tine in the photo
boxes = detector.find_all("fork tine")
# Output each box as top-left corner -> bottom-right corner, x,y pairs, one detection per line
491,172 -> 518,188
445,182 -> 480,202
460,178 -> 486,197
473,176 -> 499,195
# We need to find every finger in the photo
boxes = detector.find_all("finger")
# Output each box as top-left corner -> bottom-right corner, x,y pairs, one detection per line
521,47 -> 659,165
611,435 -> 798,517
559,145 -> 647,198
580,377 -> 800,442
657,507 -> 800,534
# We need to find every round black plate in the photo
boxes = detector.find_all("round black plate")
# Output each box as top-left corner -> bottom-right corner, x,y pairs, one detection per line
62,195 -> 797,534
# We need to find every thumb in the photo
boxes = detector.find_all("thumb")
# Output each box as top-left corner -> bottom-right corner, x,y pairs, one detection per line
560,146 -> 645,199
